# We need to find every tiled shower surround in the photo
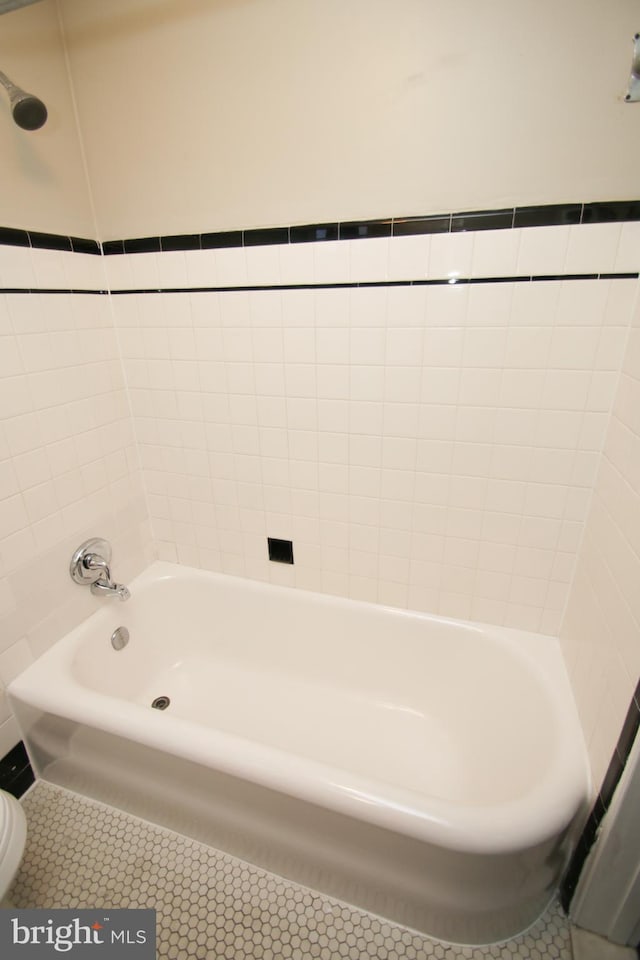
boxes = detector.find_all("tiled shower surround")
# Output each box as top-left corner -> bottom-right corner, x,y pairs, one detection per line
109,217 -> 639,640
0,209 -> 639,792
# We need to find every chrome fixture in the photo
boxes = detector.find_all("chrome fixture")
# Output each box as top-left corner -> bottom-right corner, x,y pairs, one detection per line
110,626 -> 130,651
624,33 -> 640,103
70,538 -> 131,601
0,69 -> 47,130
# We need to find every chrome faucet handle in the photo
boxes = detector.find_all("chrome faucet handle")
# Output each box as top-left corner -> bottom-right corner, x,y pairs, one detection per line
70,538 -> 130,601
83,553 -> 112,580
70,538 -> 113,585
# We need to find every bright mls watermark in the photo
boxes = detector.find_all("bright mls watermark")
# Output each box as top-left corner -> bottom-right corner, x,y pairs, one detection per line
0,909 -> 155,958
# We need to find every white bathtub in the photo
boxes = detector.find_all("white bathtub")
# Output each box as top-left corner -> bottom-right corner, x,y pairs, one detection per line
9,561 -> 589,944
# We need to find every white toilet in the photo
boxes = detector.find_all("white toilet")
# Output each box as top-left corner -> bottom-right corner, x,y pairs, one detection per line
0,788 -> 27,906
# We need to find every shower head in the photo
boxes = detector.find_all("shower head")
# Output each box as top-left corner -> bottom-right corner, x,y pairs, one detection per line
0,69 -> 47,129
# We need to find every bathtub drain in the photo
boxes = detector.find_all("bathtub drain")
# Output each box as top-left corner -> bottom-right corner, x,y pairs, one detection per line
151,696 -> 170,711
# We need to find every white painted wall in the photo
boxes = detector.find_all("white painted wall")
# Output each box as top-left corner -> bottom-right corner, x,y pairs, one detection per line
58,0 -> 640,241
0,0 -> 93,237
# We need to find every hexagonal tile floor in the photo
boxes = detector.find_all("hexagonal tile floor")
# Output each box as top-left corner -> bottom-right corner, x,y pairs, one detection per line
10,782 -> 572,959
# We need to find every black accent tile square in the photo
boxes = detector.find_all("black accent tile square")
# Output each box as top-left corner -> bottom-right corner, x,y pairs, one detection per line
582,201 -> 640,224
70,236 -> 101,255
268,537 -> 294,564
290,223 -> 339,243
392,216 -> 450,236
6,765 -> 34,799
451,209 -> 514,232
0,226 -> 30,247
102,240 -> 125,255
124,237 -> 162,254
0,741 -> 29,781
160,234 -> 201,252
28,231 -> 73,252
201,230 -> 243,249
339,219 -> 392,240
243,227 -> 290,247
514,204 -> 582,228
0,740 -> 33,798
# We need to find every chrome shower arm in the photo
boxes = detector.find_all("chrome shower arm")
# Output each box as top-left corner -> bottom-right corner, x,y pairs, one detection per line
0,70 -> 18,94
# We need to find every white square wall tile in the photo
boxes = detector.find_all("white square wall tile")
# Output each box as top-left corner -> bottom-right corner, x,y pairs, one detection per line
548,327 -> 600,369
0,245 -> 35,288
386,287 -> 427,327
428,231 -> 474,280
349,327 -> 386,365
313,240 -> 350,283
215,247 -> 248,286
31,250 -> 72,288
156,251 -> 189,287
516,225 -> 571,276
387,235 -> 430,280
505,327 -> 552,368
347,237 -> 389,282
278,242 -> 315,284
385,328 -> 424,365
128,252 -> 161,288
245,244 -> 282,285
316,328 -> 349,364
564,222 -> 622,274
283,328 -> 316,363
425,283 -> 469,326
556,279 -> 610,326
103,254 -> 135,290
615,221 -> 640,272
471,228 -> 521,277
466,282 -> 514,326
461,327 -> 506,367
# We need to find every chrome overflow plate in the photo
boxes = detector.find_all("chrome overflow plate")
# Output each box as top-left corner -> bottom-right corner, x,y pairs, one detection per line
111,626 -> 129,651
151,696 -> 170,711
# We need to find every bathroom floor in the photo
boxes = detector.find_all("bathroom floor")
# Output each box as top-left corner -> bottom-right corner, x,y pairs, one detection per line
11,781 -> 572,959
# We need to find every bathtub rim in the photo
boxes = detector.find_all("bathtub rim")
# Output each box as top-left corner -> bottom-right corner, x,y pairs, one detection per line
8,560 -> 590,856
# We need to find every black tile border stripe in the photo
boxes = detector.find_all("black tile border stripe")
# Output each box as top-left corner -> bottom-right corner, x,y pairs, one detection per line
103,199 -> 640,253
0,288 -> 108,295
1,200 -> 638,256
561,677 -> 640,913
0,272 -> 637,297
